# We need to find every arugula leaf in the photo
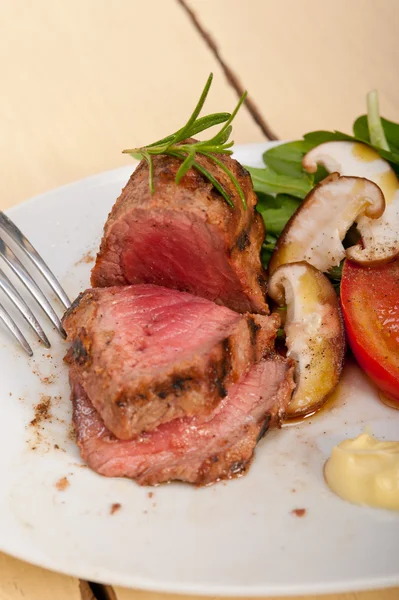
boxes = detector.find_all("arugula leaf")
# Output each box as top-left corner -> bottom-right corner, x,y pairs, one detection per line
352,115 -> 369,141
246,165 -> 313,199
327,263 -> 343,282
256,192 -> 300,236
261,234 -> 278,267
378,118 -> 399,150
303,130 -> 358,145
263,141 -> 314,178
326,262 -> 344,295
263,140 -> 329,183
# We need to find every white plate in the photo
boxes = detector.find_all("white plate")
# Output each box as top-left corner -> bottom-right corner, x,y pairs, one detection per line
0,143 -> 398,597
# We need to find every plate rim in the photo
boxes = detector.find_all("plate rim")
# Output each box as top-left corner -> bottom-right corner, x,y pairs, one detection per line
1,142 -> 399,597
1,538 -> 399,598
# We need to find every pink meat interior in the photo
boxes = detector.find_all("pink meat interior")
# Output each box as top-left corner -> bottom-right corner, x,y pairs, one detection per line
114,211 -> 253,311
92,284 -> 240,376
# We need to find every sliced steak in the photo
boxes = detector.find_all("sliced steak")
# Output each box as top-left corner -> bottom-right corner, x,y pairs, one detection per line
63,284 -> 279,440
71,355 -> 295,485
91,151 -> 268,314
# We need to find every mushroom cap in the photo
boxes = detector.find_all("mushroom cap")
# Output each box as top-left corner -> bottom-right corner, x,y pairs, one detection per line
303,141 -> 399,265
269,173 -> 385,274
269,261 -> 345,418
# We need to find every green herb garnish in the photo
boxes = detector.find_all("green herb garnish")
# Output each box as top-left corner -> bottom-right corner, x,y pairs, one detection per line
246,164 -> 313,199
256,193 -> 300,237
123,73 -> 247,209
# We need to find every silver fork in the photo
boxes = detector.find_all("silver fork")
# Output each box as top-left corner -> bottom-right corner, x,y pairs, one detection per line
0,212 -> 71,356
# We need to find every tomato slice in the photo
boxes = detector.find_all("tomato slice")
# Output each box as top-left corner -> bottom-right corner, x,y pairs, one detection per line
340,259 -> 399,404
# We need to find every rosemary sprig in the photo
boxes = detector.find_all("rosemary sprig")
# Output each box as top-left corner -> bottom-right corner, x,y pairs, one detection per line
122,73 -> 247,209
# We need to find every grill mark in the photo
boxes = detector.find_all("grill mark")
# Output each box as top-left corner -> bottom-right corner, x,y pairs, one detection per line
247,316 -> 261,346
208,337 -> 232,399
63,346 -> 74,365
112,370 -> 200,413
236,162 -> 251,179
196,450 -> 252,485
114,391 -> 147,410
257,272 -> 268,296
158,163 -> 177,183
70,328 -> 92,366
235,229 -> 250,251
219,338 -> 232,397
210,187 -> 224,201
229,460 -> 246,475
211,371 -> 227,398
256,414 -> 271,443
62,292 -> 86,325
153,371 -> 197,400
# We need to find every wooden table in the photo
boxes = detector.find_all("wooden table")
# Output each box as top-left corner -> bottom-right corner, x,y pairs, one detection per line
0,1 -> 398,599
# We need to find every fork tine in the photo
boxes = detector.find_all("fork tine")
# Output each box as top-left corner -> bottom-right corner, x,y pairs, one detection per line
0,238 -> 66,338
0,212 -> 71,309
0,302 -> 33,356
0,268 -> 50,348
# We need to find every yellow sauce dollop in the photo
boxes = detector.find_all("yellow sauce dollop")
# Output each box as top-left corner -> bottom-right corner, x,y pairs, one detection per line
324,433 -> 399,511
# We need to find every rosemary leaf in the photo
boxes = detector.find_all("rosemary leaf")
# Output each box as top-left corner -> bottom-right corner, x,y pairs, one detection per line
172,74 -> 214,145
208,125 -> 233,147
142,151 -> 154,193
192,161 -> 234,208
175,150 -> 195,184
121,114 -> 232,158
145,133 -> 178,150
178,142 -> 234,154
207,91 -> 247,145
123,74 -> 247,209
187,113 -> 231,137
141,112 -> 230,152
166,149 -> 234,207
196,126 -> 233,149
201,151 -> 246,209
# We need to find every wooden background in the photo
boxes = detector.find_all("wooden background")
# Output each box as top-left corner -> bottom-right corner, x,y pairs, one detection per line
0,1 -> 398,599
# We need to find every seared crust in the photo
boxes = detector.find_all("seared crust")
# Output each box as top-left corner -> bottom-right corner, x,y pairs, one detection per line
63,286 -> 279,440
91,149 -> 268,314
71,356 -> 295,485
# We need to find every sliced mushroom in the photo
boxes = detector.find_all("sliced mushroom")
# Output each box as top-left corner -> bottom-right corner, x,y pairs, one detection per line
303,141 -> 399,264
268,262 -> 345,418
268,173 -> 385,275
